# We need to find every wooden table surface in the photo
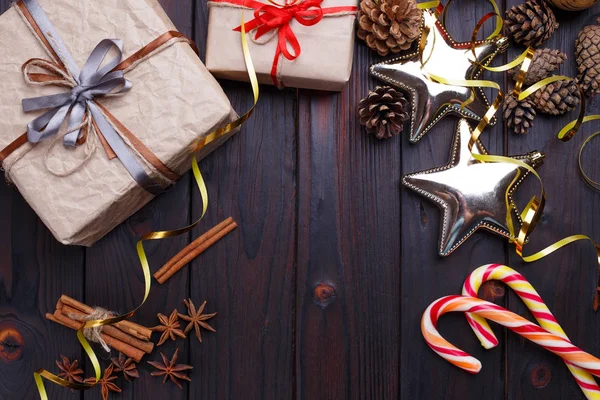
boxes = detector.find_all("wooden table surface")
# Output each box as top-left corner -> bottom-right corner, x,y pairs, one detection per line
1,0 -> 600,399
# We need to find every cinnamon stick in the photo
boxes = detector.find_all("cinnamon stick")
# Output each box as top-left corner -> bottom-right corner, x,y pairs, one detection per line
153,217 -> 234,280
59,295 -> 152,340
156,221 -> 238,284
61,304 -> 154,354
47,312 -> 145,362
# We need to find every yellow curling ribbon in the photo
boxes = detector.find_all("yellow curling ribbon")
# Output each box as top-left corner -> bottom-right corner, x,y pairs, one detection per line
468,44 -> 535,142
458,11 -> 501,109
34,14 -> 259,400
558,114 -> 600,142
419,25 -> 435,68
519,76 -> 587,142
417,0 -> 440,9
518,75 -> 571,101
441,0 -> 502,39
477,47 -> 533,74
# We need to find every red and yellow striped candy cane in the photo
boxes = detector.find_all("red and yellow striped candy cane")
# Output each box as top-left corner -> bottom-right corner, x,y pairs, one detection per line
422,295 -> 600,378
461,264 -> 600,399
462,264 -> 562,348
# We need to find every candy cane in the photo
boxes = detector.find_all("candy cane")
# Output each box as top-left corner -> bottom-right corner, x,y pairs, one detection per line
461,264 -> 600,399
422,295 -> 600,378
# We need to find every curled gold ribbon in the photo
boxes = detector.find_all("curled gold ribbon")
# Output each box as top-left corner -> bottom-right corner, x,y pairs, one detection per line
34,15 -> 259,400
520,76 -> 587,142
443,0 -> 502,40
417,0 -> 441,9
419,0 -> 501,38
559,114 -> 600,143
416,0 -> 502,39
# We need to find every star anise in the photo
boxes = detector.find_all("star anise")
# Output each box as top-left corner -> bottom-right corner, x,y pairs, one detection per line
151,309 -> 186,346
178,299 -> 217,343
56,355 -> 84,383
111,352 -> 139,382
148,348 -> 193,389
84,364 -> 121,400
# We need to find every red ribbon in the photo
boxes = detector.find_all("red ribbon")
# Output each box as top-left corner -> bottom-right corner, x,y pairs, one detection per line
213,0 -> 356,87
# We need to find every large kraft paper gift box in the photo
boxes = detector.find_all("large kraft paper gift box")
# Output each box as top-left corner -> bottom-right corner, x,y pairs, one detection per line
0,0 -> 238,246
206,0 -> 358,91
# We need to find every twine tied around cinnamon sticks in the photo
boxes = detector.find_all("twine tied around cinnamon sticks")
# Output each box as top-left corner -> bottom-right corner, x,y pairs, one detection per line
46,295 -> 154,362
71,307 -> 115,353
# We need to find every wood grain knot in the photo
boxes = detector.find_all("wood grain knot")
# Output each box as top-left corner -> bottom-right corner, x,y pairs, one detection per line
0,326 -> 24,362
314,283 -> 336,308
480,281 -> 505,301
530,364 -> 552,389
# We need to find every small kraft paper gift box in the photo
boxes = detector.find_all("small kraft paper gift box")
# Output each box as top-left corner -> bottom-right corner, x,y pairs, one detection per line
0,0 -> 238,246
206,0 -> 358,91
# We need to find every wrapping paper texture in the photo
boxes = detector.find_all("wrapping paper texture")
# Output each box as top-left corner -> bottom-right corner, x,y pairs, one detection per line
206,0 -> 357,91
0,0 -> 237,246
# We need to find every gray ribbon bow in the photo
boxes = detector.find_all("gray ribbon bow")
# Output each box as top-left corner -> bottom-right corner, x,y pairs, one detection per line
20,0 -> 163,194
22,39 -> 132,147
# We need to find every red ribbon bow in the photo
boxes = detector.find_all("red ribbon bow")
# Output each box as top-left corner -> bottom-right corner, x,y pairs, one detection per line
214,0 -> 357,87
234,0 -> 324,61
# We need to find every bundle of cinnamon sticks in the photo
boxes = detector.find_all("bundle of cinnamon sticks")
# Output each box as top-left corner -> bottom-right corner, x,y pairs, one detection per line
46,295 -> 154,362
153,217 -> 238,284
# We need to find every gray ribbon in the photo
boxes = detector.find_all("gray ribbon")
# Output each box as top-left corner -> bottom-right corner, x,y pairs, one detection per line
20,0 -> 164,195
23,39 -> 132,146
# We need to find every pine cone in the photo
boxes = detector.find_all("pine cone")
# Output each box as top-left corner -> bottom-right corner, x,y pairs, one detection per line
358,86 -> 409,139
532,77 -> 581,115
508,48 -> 567,86
357,0 -> 422,56
576,18 -> 600,97
503,93 -> 536,135
505,0 -> 558,47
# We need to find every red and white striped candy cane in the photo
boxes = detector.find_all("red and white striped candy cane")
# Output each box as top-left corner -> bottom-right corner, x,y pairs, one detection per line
422,295 -> 600,380
461,264 -> 600,399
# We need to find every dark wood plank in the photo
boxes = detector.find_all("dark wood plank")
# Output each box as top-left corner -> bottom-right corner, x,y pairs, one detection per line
505,3 -> 600,399
83,182 -> 192,400
295,27 -> 402,400
189,2 -> 297,399
399,3 -> 508,399
0,184 -> 85,400
0,2 -> 85,399
83,1 -> 193,399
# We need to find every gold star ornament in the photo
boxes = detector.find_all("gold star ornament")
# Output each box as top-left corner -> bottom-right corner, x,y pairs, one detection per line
370,9 -> 509,143
402,118 -> 545,256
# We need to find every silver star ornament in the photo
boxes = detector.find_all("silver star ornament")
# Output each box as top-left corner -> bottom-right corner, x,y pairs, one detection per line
370,9 -> 509,143
402,118 -> 545,256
